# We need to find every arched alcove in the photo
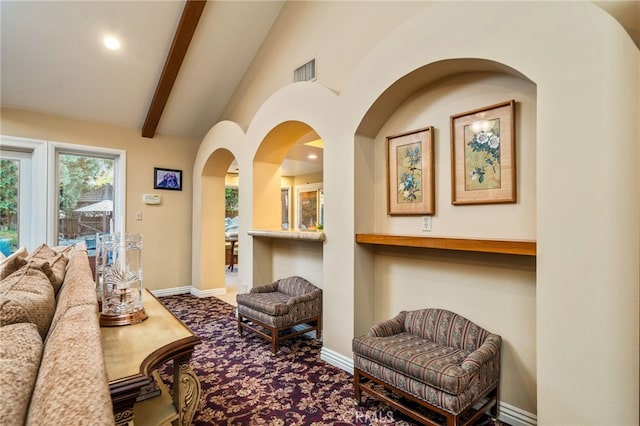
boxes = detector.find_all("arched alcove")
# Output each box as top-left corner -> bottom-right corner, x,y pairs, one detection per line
352,58 -> 538,414
357,59 -> 531,138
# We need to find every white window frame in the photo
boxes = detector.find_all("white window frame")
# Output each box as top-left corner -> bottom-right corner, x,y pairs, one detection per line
0,135 -> 126,249
0,136 -> 47,251
48,142 -> 126,244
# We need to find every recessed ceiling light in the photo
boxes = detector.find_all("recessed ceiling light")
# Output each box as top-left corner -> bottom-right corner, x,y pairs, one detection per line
104,36 -> 121,50
307,154 -> 318,160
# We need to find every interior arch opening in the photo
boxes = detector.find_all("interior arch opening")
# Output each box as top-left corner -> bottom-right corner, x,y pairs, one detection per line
251,120 -> 325,287
199,148 -> 237,300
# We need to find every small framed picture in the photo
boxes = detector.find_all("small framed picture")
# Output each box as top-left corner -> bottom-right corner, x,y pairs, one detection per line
450,100 -> 516,205
386,126 -> 435,215
154,167 -> 182,191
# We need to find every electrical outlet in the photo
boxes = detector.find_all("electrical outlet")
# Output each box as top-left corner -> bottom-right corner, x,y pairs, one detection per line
241,283 -> 248,292
421,216 -> 432,232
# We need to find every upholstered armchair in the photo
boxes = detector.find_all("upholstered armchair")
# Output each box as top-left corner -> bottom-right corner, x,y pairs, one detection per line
353,309 -> 501,426
236,276 -> 322,354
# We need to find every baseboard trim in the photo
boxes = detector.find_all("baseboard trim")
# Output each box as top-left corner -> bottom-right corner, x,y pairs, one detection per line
319,346 -> 536,426
320,346 -> 354,374
190,286 -> 226,298
151,286 -> 191,297
498,401 -> 537,426
151,286 -> 227,298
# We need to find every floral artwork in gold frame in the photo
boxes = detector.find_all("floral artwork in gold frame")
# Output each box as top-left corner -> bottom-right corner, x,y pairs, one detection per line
386,126 -> 435,215
450,100 -> 516,205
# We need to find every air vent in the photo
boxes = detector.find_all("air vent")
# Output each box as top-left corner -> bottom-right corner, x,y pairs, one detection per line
294,59 -> 316,82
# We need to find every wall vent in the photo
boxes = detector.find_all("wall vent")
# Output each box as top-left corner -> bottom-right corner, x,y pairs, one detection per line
294,59 -> 316,82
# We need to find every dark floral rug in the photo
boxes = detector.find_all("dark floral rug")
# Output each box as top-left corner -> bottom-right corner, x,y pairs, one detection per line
158,294 -> 504,426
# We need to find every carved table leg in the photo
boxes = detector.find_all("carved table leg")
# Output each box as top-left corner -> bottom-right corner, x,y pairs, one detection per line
113,408 -> 135,426
172,356 -> 201,426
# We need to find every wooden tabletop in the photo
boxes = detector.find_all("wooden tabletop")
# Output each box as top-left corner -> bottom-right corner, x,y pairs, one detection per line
101,289 -> 200,384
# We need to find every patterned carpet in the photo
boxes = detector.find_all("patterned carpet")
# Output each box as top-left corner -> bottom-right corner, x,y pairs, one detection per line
158,294 -> 504,426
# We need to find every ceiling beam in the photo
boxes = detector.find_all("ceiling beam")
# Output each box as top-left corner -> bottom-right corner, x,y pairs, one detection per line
142,0 -> 206,138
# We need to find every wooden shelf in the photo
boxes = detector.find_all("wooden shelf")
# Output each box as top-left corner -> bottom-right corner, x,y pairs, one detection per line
248,229 -> 325,242
355,233 -> 536,256
134,371 -> 178,426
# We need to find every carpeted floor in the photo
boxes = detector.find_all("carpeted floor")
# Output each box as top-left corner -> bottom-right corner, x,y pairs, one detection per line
158,294 -> 505,426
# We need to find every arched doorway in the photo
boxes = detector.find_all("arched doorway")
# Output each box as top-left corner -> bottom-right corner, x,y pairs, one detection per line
198,148 -> 237,299
251,121 -> 324,286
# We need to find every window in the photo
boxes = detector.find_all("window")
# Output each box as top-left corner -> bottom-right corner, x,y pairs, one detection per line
294,183 -> 323,231
0,136 -> 46,252
52,143 -> 125,250
0,136 -> 125,252
225,186 -> 239,236
281,187 -> 291,230
57,153 -> 115,252
0,154 -> 24,254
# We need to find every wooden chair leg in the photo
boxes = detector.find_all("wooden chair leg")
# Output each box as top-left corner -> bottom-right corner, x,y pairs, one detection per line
353,369 -> 361,404
490,385 -> 500,418
271,326 -> 278,354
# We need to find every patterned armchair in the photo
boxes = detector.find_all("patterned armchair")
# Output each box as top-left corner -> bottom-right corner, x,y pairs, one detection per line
236,276 -> 322,354
352,309 -> 501,426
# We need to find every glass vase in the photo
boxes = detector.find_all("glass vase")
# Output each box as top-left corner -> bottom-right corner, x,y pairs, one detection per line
98,232 -> 147,326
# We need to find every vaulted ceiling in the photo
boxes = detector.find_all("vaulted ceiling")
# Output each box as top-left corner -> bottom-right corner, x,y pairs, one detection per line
1,0 -> 638,146
1,0 -> 284,141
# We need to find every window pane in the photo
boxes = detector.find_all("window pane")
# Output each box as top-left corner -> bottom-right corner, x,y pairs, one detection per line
281,188 -> 290,230
58,153 -> 114,253
0,159 -> 19,255
298,190 -> 318,230
224,187 -> 239,236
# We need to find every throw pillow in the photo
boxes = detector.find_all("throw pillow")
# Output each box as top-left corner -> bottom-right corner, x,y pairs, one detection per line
28,243 -> 58,260
0,247 -> 28,280
0,262 -> 56,339
24,259 -> 57,292
52,244 -> 75,259
27,244 -> 69,293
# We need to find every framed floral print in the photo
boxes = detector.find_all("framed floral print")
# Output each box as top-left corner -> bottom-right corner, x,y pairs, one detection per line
386,126 -> 435,215
450,100 -> 516,205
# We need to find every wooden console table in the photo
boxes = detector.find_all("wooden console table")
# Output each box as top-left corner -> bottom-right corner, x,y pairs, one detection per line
101,290 -> 201,426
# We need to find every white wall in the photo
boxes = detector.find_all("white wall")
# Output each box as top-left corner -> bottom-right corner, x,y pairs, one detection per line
223,1 -> 430,128
272,239 -> 323,287
193,2 -> 639,424
373,72 -> 537,238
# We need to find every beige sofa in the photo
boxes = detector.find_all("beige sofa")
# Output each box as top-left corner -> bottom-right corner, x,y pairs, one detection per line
0,242 -> 115,425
